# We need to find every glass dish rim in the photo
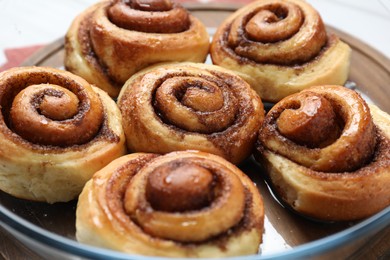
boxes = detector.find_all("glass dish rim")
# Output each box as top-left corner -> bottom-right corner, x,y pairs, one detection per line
1,202 -> 390,259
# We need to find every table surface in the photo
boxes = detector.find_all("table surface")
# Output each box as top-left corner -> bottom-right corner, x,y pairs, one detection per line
1,0 -> 389,65
0,0 -> 390,259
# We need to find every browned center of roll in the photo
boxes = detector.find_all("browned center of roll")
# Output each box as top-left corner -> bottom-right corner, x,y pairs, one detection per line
277,94 -> 339,148
38,88 -> 79,121
9,81 -> 104,147
259,86 -> 377,172
129,0 -> 173,11
154,76 -> 238,133
181,86 -> 224,112
227,0 -> 327,65
122,154 -> 247,242
245,3 -> 303,43
146,162 -> 214,212
108,0 -> 190,33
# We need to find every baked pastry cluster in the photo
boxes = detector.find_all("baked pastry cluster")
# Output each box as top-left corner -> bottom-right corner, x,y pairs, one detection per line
117,62 -> 264,164
256,85 -> 390,221
76,151 -> 264,257
2,0 -> 389,258
0,67 -> 126,203
64,0 -> 210,98
211,0 -> 351,102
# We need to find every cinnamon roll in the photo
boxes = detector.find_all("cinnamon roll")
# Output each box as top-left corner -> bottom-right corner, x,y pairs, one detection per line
0,67 -> 126,203
255,85 -> 390,221
76,151 -> 264,257
210,0 -> 351,103
64,0 -> 210,98
117,62 -> 265,164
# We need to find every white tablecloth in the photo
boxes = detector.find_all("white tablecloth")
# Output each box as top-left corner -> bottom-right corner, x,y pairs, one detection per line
0,0 -> 389,65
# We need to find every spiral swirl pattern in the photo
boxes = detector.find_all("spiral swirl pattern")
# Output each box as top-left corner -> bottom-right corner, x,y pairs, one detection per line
258,85 -> 375,173
65,0 -> 210,98
117,63 -> 264,164
6,72 -> 103,147
0,67 -> 126,203
256,85 -> 390,221
210,0 -> 351,102
76,151 -> 264,257
228,0 -> 326,65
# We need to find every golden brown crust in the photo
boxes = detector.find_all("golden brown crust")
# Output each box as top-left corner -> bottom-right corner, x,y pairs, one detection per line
76,151 -> 264,257
117,62 -> 265,164
107,0 -> 190,33
0,67 -> 126,203
64,0 -> 210,98
210,0 -> 351,102
255,85 -> 390,221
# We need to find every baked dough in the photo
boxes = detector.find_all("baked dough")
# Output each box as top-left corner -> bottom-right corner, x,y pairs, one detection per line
65,0 -> 210,98
256,85 -> 390,221
211,0 -> 351,103
0,67 -> 126,203
117,62 -> 265,164
76,151 -> 264,257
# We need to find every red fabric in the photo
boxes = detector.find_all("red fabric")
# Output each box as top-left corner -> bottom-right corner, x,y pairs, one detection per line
0,45 -> 44,72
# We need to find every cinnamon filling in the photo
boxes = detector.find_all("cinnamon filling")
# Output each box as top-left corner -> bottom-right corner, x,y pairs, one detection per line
121,156 -> 246,242
37,88 -> 79,121
227,0 -> 328,65
245,3 -> 303,43
153,75 -> 238,133
1,69 -> 105,147
259,86 -> 376,172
